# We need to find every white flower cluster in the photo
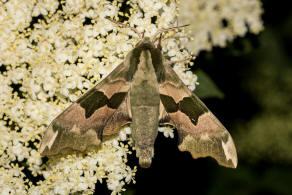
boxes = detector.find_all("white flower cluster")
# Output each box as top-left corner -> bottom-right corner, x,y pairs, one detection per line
178,0 -> 264,54
0,0 -> 198,194
28,127 -> 135,194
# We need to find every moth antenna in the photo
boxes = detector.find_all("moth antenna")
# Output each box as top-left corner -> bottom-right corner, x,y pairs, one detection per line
142,30 -> 146,38
106,17 -> 142,38
152,24 -> 190,43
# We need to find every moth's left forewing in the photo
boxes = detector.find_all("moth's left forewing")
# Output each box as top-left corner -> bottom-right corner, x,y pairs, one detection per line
159,63 -> 238,168
40,61 -> 132,156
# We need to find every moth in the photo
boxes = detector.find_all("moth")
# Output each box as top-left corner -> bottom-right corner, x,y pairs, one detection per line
40,25 -> 237,169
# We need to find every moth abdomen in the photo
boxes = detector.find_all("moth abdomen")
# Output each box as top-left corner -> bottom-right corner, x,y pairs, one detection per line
130,49 -> 160,168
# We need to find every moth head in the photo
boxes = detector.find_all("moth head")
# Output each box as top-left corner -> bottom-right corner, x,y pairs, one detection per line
134,37 -> 154,48
106,17 -> 189,51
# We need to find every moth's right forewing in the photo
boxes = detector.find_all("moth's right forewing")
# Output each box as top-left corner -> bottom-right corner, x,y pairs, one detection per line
40,61 -> 132,156
159,63 -> 238,168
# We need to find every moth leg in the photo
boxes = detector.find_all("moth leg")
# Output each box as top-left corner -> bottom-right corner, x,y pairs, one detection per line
164,57 -> 191,66
106,17 -> 142,38
152,24 -> 190,43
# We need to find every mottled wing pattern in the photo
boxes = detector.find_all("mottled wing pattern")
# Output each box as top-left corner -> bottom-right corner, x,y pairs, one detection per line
159,63 -> 238,168
40,62 -> 131,156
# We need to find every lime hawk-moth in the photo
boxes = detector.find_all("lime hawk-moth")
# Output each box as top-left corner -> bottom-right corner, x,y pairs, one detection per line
40,30 -> 237,169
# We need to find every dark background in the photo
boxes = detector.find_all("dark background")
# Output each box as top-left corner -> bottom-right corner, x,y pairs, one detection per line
96,1 -> 292,194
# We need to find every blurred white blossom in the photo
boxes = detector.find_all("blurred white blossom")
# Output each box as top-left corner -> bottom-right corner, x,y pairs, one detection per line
178,0 -> 263,54
0,0 -> 262,194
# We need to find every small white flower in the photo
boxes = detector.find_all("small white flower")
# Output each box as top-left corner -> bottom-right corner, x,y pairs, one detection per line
159,126 -> 174,138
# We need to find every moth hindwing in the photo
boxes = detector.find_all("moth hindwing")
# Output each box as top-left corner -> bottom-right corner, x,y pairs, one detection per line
40,37 -> 237,169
